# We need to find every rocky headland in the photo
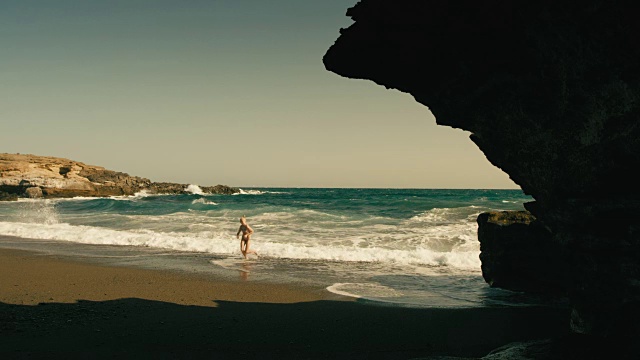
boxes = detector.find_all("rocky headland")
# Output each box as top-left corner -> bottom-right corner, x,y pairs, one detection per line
0,153 -> 238,200
324,0 -> 640,358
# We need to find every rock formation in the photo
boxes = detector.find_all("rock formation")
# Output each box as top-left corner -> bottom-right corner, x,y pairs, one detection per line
0,153 -> 238,199
477,211 -> 566,295
324,0 -> 640,351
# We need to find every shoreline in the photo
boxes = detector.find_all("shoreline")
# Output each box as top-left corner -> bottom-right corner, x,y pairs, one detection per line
0,244 -> 572,359
0,247 -> 339,306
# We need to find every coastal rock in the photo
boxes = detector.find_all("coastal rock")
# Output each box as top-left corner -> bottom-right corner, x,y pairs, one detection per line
477,211 -> 566,295
24,187 -> 43,199
0,153 -> 239,199
324,0 -> 640,343
201,185 -> 238,195
0,191 -> 18,201
140,182 -> 185,195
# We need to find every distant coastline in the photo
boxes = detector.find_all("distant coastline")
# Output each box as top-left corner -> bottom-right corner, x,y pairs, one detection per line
0,153 -> 238,201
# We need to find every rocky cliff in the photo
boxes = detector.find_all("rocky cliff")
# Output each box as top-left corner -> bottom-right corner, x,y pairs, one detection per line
0,153 -> 238,199
323,0 -> 640,351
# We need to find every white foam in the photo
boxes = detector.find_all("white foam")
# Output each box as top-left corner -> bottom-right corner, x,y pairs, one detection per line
326,283 -> 403,299
250,212 -> 296,221
0,221 -> 238,254
13,200 -> 60,225
210,258 -> 254,272
185,184 -> 204,195
234,188 -> 265,195
109,195 -> 140,201
409,206 -> 481,223
0,221 -> 482,269
133,189 -> 153,197
191,198 -> 218,205
232,189 -> 289,195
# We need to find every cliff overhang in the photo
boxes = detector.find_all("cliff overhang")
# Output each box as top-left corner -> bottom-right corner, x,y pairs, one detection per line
323,0 -> 640,344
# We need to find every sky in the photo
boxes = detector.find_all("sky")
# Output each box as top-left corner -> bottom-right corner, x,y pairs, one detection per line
1,0 -> 518,189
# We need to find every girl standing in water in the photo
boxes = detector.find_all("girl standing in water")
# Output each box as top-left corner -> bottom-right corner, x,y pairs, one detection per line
236,216 -> 257,259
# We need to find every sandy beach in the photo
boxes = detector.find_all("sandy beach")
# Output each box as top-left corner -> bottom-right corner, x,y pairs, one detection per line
0,246 -> 574,360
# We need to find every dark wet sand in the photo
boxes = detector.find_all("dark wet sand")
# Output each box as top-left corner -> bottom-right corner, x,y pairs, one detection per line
0,247 -> 572,359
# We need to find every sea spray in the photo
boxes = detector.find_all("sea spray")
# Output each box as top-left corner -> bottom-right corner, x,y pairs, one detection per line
16,199 -> 60,225
185,184 -> 204,195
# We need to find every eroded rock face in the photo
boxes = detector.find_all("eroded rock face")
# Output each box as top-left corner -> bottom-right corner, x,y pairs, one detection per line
0,153 -> 239,198
324,0 -> 640,339
477,211 -> 566,295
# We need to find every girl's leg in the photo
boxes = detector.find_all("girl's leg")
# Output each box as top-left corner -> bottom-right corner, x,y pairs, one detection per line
240,239 -> 247,258
245,239 -> 258,256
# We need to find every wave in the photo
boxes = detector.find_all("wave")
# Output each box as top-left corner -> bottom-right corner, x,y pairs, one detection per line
233,189 -> 289,195
0,221 -> 237,254
408,206 -> 486,224
185,184 -> 204,195
109,189 -> 158,201
0,221 -> 482,270
15,190 -> 158,204
191,198 -> 218,205
326,283 -> 403,299
234,189 -> 265,195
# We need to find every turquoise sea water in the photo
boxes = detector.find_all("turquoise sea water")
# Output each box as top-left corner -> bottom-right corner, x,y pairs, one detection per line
0,187 -> 566,308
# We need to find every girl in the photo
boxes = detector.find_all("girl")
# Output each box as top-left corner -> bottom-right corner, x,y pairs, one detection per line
236,216 -> 257,259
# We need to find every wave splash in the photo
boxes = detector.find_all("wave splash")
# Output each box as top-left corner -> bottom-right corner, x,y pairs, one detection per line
191,198 -> 218,205
0,221 -> 481,270
235,188 -> 265,195
185,184 -> 204,195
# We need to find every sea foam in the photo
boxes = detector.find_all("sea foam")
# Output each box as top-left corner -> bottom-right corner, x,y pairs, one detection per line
0,220 -> 482,270
191,198 -> 218,205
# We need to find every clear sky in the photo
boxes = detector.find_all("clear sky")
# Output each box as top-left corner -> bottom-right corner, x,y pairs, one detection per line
1,0 -> 518,189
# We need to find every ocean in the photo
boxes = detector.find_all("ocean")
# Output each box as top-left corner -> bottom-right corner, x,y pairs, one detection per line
0,187 -> 566,308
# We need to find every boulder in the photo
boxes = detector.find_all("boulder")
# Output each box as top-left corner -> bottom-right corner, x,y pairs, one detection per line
477,211 -> 567,295
201,185 -> 238,195
23,187 -> 43,199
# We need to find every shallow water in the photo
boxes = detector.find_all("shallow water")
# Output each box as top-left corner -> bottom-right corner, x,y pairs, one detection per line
0,188 -> 568,308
